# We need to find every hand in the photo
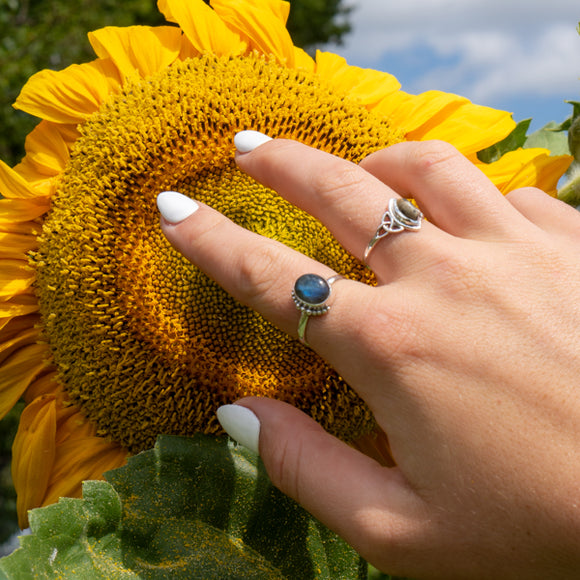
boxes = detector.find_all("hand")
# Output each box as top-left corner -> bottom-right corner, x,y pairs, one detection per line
158,133 -> 580,579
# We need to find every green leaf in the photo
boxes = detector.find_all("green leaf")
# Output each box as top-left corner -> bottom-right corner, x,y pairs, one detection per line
477,118 -> 532,163
557,163 -> 580,206
0,480 -> 134,579
523,121 -> 571,156
0,435 -> 366,579
566,113 -> 580,162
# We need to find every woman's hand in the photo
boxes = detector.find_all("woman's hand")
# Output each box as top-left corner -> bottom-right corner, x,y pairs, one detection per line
158,133 -> 580,579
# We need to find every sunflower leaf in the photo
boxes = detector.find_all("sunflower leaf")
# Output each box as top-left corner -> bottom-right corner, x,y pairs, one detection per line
0,480 -> 136,579
522,121 -> 571,156
0,434 -> 366,579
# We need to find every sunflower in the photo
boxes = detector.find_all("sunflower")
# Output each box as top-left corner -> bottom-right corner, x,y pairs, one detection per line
0,0 -> 571,529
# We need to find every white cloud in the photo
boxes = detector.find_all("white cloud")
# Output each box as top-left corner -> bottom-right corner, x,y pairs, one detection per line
329,0 -> 580,105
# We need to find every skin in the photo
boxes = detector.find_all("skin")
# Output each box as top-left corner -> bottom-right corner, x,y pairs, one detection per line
160,139 -> 580,579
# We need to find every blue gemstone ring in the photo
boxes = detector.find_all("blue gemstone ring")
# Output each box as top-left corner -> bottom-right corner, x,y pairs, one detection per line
292,273 -> 343,346
363,197 -> 423,265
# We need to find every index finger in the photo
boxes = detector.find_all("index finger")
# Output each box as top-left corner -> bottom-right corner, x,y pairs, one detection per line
156,191 -> 383,386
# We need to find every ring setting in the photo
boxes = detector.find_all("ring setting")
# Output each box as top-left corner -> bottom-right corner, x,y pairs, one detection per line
364,198 -> 423,264
292,273 -> 342,346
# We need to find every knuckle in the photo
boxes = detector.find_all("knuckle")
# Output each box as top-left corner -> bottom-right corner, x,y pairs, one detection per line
410,140 -> 463,179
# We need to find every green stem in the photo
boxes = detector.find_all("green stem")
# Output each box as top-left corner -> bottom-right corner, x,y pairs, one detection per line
558,168 -> 580,207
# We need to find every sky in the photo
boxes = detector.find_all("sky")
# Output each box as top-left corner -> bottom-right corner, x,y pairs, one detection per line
327,0 -> 580,132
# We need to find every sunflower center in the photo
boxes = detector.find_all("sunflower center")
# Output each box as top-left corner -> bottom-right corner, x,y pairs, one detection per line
34,54 -> 403,452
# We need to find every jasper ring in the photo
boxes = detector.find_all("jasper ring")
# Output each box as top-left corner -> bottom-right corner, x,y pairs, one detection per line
292,273 -> 343,346
364,198 -> 423,264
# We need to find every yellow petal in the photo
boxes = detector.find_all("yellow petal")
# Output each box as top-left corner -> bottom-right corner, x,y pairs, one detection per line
375,89 -> 515,156
158,0 -> 246,56
55,407 -> 95,444
0,197 -> 50,225
12,395 -> 57,528
374,89 -> 465,133
0,221 -> 39,236
293,46 -> 315,72
211,0 -> 294,64
407,101 -> 516,157
0,322 -> 39,366
14,121 -> 70,179
531,154 -> 573,195
0,231 -> 38,260
14,59 -> 123,125
479,148 -> 573,196
0,160 -> 42,199
89,26 -> 182,79
43,436 -> 127,507
15,122 -> 79,187
0,343 -> 48,419
177,36 -> 199,61
0,294 -> 39,321
316,51 -> 401,107
0,260 -> 35,298
0,313 -> 38,342
23,371 -> 60,403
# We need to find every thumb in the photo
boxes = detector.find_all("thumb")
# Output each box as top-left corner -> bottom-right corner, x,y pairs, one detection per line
216,397 -> 427,568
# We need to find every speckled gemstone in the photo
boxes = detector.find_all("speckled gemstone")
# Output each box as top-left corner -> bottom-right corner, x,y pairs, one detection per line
396,198 -> 422,221
293,274 -> 330,306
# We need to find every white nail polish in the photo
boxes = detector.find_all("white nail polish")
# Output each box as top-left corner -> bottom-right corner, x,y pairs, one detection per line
216,404 -> 260,454
157,191 -> 199,224
234,130 -> 272,153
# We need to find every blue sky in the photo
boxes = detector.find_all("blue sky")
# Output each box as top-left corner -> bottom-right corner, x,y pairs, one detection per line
327,0 -> 580,132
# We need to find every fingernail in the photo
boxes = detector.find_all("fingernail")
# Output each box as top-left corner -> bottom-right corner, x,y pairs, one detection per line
157,191 -> 199,224
216,404 -> 260,454
234,130 -> 272,154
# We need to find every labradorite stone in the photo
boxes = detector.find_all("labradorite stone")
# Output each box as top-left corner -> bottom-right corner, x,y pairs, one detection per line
396,198 -> 421,221
294,274 -> 330,305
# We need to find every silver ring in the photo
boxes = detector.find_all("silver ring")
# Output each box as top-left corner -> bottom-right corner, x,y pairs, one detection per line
363,198 -> 423,264
292,273 -> 343,346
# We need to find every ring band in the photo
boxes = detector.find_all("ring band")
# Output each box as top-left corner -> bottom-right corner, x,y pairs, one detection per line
363,198 -> 423,264
292,273 -> 343,346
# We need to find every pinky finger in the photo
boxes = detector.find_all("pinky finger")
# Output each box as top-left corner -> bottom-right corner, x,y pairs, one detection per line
506,187 -> 580,240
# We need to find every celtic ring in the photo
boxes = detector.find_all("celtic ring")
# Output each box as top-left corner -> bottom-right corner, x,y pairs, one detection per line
292,273 -> 343,346
363,198 -> 423,264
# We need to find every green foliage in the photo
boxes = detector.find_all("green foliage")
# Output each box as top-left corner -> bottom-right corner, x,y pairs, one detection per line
556,101 -> 580,205
0,434 -> 366,579
561,101 -> 580,161
285,0 -> 351,52
0,0 -> 164,165
477,111 -> 574,164
477,101 -> 580,207
524,121 -> 571,157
